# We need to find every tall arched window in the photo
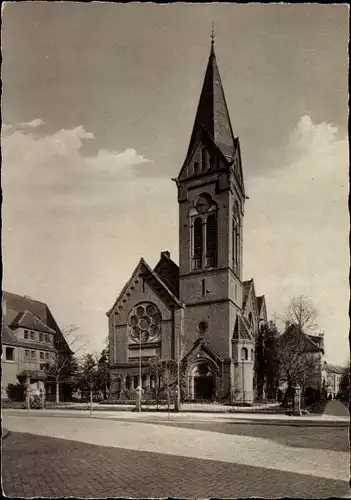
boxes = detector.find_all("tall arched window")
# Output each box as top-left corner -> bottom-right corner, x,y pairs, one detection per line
193,217 -> 203,269
232,201 -> 241,276
206,214 -> 217,267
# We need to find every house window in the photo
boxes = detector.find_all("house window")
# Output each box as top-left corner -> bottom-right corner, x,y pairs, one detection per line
24,330 -> 29,339
206,213 -> 217,267
241,347 -> 248,361
30,331 -> 35,340
126,375 -> 131,391
45,352 -> 49,360
45,334 -> 49,343
40,352 -> 44,360
141,375 -> 147,390
5,347 -> 15,361
251,349 -> 254,360
31,350 -> 36,359
150,375 -> 156,389
39,333 -> 44,342
40,363 -> 48,371
133,375 -> 138,389
193,217 -> 203,269
25,349 -> 29,359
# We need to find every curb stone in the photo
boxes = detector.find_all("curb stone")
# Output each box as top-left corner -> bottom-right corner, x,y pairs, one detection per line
2,429 -> 9,439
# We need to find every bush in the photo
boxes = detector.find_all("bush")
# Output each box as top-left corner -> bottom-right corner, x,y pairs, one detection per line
30,395 -> 44,409
6,383 -> 26,402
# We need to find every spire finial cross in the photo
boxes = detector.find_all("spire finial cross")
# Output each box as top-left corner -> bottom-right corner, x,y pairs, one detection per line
211,22 -> 215,44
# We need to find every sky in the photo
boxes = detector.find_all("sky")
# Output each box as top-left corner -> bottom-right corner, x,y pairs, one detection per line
2,2 -> 349,365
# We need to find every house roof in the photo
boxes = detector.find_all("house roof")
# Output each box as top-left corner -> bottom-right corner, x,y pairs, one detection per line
2,291 -> 71,354
10,310 -> 56,335
325,363 -> 345,375
1,325 -> 19,346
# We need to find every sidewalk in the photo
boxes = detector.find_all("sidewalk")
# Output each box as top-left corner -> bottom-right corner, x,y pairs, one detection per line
3,408 -> 349,427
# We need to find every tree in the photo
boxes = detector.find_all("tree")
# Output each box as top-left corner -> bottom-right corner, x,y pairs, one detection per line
95,348 -> 109,400
76,353 -> 100,415
284,295 -> 318,334
147,356 -> 178,412
338,365 -> 350,400
255,320 -> 280,401
44,325 -> 86,403
277,325 -> 320,400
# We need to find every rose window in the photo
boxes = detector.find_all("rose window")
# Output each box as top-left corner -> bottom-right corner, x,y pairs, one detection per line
128,302 -> 161,342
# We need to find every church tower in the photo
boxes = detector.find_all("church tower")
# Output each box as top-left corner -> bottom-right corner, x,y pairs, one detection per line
175,36 -> 254,401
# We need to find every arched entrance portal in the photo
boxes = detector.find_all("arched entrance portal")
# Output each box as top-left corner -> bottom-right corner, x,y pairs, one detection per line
189,361 -> 215,400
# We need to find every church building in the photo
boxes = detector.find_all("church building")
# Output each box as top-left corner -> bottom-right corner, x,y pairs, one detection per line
107,38 -> 268,402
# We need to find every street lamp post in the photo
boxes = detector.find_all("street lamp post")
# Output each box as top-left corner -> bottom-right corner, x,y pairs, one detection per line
175,305 -> 185,412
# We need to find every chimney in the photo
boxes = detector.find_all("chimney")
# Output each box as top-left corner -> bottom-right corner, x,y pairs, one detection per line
161,251 -> 170,259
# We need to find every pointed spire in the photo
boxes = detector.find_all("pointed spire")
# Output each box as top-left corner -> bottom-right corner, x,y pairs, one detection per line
186,29 -> 236,161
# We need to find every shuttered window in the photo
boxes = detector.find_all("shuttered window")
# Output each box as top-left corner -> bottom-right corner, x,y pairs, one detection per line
206,214 -> 217,267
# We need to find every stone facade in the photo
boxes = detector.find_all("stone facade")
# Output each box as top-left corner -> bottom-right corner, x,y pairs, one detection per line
107,41 -> 268,402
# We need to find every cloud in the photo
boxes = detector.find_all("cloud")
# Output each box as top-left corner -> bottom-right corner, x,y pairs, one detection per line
2,122 -> 174,353
245,115 -> 349,365
19,118 -> 46,128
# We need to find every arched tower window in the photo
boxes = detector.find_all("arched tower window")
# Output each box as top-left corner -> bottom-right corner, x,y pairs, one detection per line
248,312 -> 253,328
241,347 -> 248,361
206,214 -> 217,267
193,217 -> 203,269
193,162 -> 199,175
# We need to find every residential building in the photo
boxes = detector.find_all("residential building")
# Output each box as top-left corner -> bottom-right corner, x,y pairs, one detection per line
107,39 -> 268,402
1,291 -> 69,399
322,362 -> 345,398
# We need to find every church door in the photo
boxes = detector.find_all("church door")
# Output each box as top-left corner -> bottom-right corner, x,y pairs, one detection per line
192,362 -> 215,400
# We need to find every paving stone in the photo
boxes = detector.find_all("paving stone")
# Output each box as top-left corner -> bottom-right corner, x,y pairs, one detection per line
2,431 -> 349,499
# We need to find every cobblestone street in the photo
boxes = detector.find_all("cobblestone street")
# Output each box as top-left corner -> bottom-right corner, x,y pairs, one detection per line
2,411 -> 349,498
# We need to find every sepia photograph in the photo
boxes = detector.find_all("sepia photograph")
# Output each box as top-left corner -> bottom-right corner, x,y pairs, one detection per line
1,2 -> 349,498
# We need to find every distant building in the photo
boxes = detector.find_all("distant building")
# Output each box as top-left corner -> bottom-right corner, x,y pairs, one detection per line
1,291 -> 70,400
107,39 -> 268,402
322,362 -> 345,398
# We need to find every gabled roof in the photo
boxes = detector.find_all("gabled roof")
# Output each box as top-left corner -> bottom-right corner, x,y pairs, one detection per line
256,296 -> 264,312
182,336 -> 222,367
185,42 -> 236,163
325,363 -> 345,375
242,279 -> 259,321
10,310 -> 56,335
232,315 -> 255,343
106,257 -> 183,317
281,325 -> 323,353
1,325 -> 18,346
242,280 -> 253,309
